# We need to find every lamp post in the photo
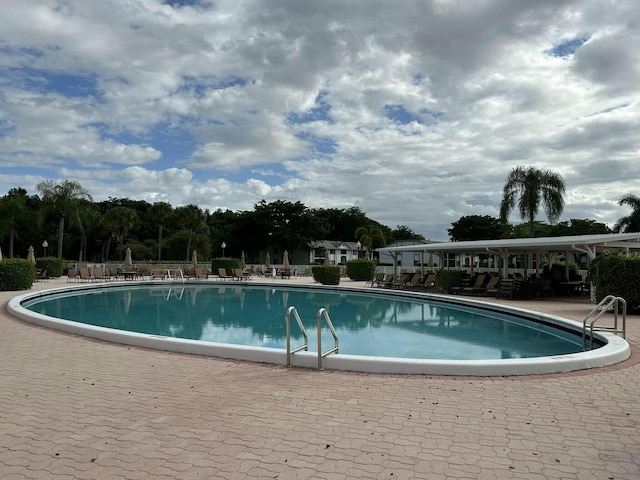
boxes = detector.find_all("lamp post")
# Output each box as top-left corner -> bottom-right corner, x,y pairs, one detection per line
356,241 -> 361,259
221,242 -> 226,257
42,240 -> 48,257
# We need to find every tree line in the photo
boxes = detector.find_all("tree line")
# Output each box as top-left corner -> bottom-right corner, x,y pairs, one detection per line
0,181 -> 423,262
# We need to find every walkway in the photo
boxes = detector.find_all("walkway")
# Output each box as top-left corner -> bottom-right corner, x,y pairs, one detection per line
1,277 -> 639,479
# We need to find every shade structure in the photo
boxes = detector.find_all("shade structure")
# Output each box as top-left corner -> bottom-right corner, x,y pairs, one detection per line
283,250 -> 290,269
240,251 -> 246,270
324,248 -> 331,266
191,249 -> 198,267
265,252 -> 270,270
124,247 -> 133,267
27,246 -> 36,264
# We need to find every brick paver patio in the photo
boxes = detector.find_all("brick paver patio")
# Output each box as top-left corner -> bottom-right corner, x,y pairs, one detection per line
1,277 -> 638,479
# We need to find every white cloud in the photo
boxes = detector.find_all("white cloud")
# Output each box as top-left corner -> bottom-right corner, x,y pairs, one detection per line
1,0 -> 640,240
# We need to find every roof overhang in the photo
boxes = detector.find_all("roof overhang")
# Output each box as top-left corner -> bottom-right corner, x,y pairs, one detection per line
377,233 -> 640,258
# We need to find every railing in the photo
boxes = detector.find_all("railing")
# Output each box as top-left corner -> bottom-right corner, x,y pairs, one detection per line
316,308 -> 339,370
285,306 -> 308,367
285,306 -> 339,370
582,295 -> 626,349
167,268 -> 185,284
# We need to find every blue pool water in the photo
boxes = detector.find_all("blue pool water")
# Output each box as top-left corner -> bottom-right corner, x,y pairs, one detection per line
22,284 -> 588,361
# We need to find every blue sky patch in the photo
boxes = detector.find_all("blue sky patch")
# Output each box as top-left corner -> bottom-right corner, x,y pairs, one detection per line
287,91 -> 333,124
295,131 -> 337,155
4,66 -> 100,99
548,35 -> 591,57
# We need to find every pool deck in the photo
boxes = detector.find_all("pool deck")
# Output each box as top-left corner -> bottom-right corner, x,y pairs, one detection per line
1,276 -> 639,479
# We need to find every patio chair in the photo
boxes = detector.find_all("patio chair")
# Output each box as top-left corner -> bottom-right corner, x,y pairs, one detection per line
93,266 -> 108,282
67,269 -> 78,283
419,272 -> 437,292
233,268 -> 250,281
477,274 -> 501,296
79,267 -> 93,282
462,273 -> 487,295
218,268 -> 233,280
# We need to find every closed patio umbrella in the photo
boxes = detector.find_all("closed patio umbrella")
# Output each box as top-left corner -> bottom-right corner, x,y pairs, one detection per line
124,247 -> 133,268
192,249 -> 198,267
265,252 -> 270,270
27,245 -> 36,264
324,249 -> 331,266
240,251 -> 246,270
283,250 -> 290,269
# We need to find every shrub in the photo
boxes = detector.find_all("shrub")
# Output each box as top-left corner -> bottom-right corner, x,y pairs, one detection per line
35,257 -> 64,277
312,265 -> 341,285
0,259 -> 35,291
345,259 -> 376,281
435,269 -> 466,294
212,257 -> 240,274
588,251 -> 640,312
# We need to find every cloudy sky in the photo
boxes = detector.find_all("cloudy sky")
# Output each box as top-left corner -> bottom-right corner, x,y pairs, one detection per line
1,0 -> 639,240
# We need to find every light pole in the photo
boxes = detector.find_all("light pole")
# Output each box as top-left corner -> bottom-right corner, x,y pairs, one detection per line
221,242 -> 226,257
42,240 -> 48,257
356,241 -> 361,259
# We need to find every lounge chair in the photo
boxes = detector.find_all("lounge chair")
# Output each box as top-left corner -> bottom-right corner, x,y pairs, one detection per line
195,268 -> 209,280
93,266 -> 108,282
477,274 -> 501,296
278,268 -> 291,279
218,268 -> 233,280
368,272 -> 385,288
79,267 -> 93,282
391,272 -> 412,289
233,268 -> 250,281
462,273 -> 487,295
419,272 -> 437,292
403,272 -> 423,290
35,269 -> 48,282
67,269 -> 78,283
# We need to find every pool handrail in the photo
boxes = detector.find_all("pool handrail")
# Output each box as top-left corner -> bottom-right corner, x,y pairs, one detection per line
285,306 -> 308,366
317,308 -> 339,371
582,295 -> 626,349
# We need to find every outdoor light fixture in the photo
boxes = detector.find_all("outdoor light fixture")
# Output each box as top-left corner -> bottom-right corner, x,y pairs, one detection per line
221,242 -> 226,257
42,240 -> 48,257
356,241 -> 361,258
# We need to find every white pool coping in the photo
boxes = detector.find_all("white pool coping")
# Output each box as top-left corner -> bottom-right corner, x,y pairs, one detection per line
8,282 -> 631,376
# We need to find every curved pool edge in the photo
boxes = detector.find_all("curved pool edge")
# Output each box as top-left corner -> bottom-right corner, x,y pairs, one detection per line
7,282 -> 631,376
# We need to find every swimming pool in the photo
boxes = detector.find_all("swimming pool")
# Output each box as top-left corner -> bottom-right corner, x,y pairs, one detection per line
9,282 -> 630,375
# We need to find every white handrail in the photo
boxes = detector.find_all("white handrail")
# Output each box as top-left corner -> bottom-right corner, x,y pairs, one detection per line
317,308 -> 339,370
285,306 -> 308,366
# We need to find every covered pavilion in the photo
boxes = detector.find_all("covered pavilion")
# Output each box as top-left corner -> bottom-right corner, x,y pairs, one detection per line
377,232 -> 640,280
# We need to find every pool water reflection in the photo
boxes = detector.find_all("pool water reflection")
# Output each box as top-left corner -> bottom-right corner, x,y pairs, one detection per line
24,284 -> 588,361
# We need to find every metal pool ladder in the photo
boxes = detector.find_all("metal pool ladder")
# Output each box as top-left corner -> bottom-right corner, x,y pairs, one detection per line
286,306 -> 339,370
582,295 -> 626,349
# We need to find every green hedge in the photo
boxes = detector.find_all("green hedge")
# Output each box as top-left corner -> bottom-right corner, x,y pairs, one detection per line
35,257 -> 64,277
345,259 -> 376,281
312,265 -> 341,285
435,269 -> 466,294
588,252 -> 640,312
0,259 -> 35,291
212,257 -> 240,274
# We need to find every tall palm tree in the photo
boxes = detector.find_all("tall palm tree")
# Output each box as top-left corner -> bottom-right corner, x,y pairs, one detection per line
102,206 -> 139,261
37,180 -> 92,258
354,225 -> 387,259
613,194 -> 640,233
177,204 -> 207,261
0,193 -> 29,258
499,166 -> 566,237
148,201 -> 174,261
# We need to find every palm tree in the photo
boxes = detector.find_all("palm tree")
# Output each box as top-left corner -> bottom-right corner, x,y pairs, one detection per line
37,180 -> 92,258
148,201 -> 174,261
613,194 -> 640,233
0,193 -> 29,258
499,166 -> 566,237
354,225 -> 387,259
177,204 -> 207,261
102,206 -> 139,261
